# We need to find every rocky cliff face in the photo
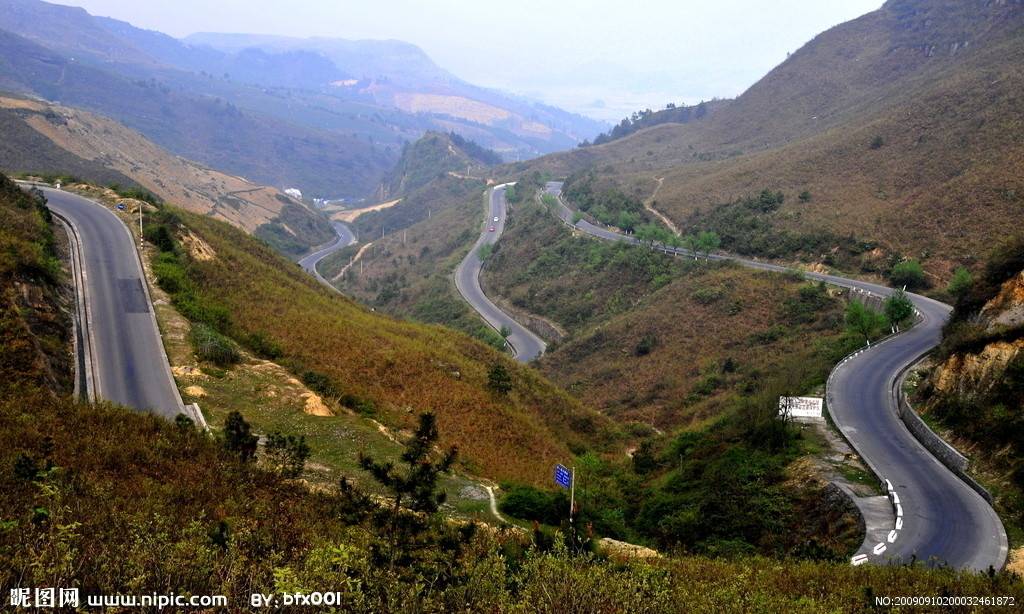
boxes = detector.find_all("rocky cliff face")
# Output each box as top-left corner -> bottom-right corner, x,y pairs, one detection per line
930,270 -> 1024,397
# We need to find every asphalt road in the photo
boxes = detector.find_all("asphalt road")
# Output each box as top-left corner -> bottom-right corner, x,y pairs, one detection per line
39,186 -> 183,418
454,184 -> 547,362
544,182 -> 1006,570
297,221 -> 357,287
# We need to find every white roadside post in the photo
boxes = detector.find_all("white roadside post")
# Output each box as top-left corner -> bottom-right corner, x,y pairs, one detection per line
569,466 -> 576,526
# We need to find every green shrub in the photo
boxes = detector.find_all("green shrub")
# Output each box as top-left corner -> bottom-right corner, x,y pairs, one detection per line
191,323 -> 241,367
883,288 -> 915,327
145,224 -> 176,253
487,363 -> 513,394
340,393 -> 377,416
222,410 -> 257,461
750,325 -> 788,345
263,432 -> 311,478
173,292 -> 232,331
947,266 -> 972,298
844,300 -> 886,341
499,484 -> 568,525
246,331 -> 283,360
635,333 -> 658,356
302,370 -> 341,400
889,259 -> 926,289
152,252 -> 187,294
692,286 -> 724,305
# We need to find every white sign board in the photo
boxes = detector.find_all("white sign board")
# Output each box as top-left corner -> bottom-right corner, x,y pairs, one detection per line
778,396 -> 823,419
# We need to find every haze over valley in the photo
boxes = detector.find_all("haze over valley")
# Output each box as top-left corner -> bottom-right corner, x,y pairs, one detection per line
1,0 -> 1023,610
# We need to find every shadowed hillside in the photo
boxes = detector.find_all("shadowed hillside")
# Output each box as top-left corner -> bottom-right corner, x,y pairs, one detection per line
0,94 -> 336,254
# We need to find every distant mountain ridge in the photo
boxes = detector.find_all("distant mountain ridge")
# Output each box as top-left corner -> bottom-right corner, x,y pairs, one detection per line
0,25 -> 397,198
0,93 -> 335,253
0,0 -> 604,188
525,0 -> 1024,280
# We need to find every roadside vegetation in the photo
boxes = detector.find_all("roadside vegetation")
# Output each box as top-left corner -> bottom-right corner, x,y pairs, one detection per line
330,183 -> 508,351
2,171 -> 1022,609
476,184 -> 923,558
917,237 -> 1024,546
140,201 -> 617,485
0,173 -> 72,396
561,170 -> 655,233
4,389 -> 1019,612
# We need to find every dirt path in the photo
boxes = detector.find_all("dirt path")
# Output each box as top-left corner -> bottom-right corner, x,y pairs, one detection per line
485,486 -> 507,524
330,199 -> 402,223
644,177 -> 682,236
332,241 -> 374,282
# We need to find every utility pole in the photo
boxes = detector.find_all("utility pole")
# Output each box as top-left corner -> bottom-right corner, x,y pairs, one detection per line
569,466 -> 576,525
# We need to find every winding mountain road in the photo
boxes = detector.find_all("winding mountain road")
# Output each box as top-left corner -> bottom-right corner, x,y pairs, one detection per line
34,185 -> 184,418
528,181 -> 1004,570
454,184 -> 547,362
298,221 -> 357,287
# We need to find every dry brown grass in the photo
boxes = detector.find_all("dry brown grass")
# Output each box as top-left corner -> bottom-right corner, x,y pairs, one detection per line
172,208 -> 618,485
514,2 -> 1024,281
462,199 -> 851,429
537,265 -> 846,429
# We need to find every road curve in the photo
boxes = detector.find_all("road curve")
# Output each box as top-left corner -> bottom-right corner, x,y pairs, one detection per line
454,184 -> 547,362
544,182 -> 1006,570
35,185 -> 184,418
298,221 -> 357,288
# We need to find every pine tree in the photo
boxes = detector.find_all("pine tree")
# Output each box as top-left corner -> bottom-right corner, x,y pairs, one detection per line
487,363 -> 513,394
223,411 -> 258,462
340,413 -> 475,578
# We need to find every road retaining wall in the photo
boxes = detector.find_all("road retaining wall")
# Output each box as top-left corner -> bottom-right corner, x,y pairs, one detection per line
894,386 -> 994,504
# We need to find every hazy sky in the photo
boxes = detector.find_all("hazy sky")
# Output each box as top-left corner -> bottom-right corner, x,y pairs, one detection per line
62,0 -> 883,121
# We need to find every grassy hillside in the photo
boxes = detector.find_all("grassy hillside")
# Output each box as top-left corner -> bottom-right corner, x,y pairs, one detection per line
0,173 -> 72,396
383,131 -> 498,198
4,389 -> 1020,611
0,104 -> 138,189
0,94 -> 335,253
482,198 -> 854,429
516,0 -> 1024,282
325,187 -> 507,350
2,173 -> 1022,611
144,203 -> 616,485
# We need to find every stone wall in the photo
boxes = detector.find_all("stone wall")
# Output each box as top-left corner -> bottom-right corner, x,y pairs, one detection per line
895,392 -> 993,504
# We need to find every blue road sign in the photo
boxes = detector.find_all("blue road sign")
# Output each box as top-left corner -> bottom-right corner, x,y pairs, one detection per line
554,464 -> 571,489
